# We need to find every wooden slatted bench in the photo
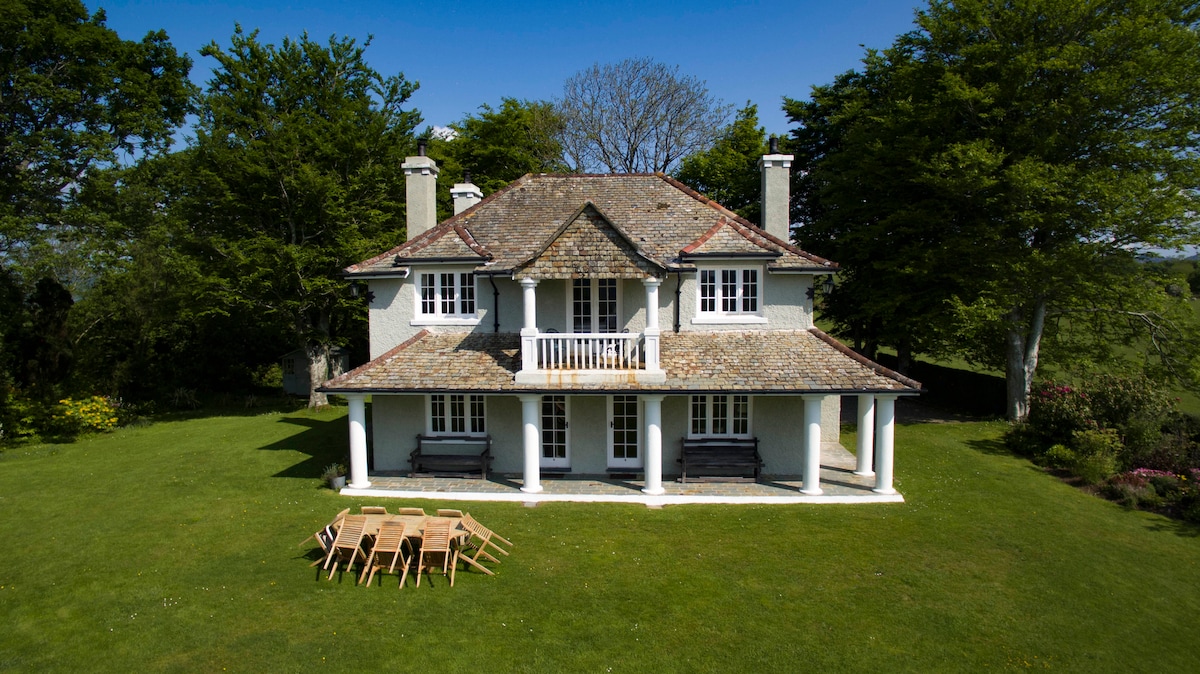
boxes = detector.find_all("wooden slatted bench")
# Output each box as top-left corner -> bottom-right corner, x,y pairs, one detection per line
678,436 -> 762,483
409,434 -> 493,479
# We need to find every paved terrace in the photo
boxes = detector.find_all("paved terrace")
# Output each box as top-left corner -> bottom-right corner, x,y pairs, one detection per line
340,445 -> 903,507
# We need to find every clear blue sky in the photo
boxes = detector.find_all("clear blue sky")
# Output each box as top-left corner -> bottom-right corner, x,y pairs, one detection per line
90,0 -> 925,138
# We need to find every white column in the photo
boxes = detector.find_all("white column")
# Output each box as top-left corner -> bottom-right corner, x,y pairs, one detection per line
874,395 -> 898,495
519,395 -> 543,494
855,393 -> 876,477
642,278 -> 662,373
519,278 -> 539,372
347,395 -> 370,489
801,395 -> 824,495
642,394 -> 665,495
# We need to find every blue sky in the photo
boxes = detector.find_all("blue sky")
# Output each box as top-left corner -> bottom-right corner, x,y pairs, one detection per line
91,0 -> 925,137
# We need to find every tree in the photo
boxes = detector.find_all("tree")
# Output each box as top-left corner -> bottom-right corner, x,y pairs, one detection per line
789,0 -> 1200,419
557,57 -> 730,173
187,27 -> 421,408
446,98 -> 566,191
674,103 -> 769,224
0,0 -> 193,270
426,98 -> 567,218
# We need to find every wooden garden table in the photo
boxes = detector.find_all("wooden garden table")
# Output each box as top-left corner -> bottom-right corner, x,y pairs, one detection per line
358,514 -> 493,576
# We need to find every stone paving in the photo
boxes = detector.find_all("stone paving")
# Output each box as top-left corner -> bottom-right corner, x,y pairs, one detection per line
341,444 -> 903,507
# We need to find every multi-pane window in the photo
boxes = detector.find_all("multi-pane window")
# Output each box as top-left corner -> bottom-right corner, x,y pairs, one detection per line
699,267 -> 759,316
429,394 -> 486,434
572,278 -> 618,333
419,272 -> 475,318
689,395 -> 751,437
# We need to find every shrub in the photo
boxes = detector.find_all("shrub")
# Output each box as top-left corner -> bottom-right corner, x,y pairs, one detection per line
51,396 -> 120,436
1069,429 -> 1120,485
1026,382 -> 1095,446
1044,444 -> 1076,469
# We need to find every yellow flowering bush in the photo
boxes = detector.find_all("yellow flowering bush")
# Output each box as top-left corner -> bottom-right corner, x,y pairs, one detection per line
53,396 -> 120,434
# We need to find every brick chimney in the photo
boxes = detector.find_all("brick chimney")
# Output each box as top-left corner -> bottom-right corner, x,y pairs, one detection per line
758,137 -> 794,242
402,139 -> 439,240
451,170 -> 483,214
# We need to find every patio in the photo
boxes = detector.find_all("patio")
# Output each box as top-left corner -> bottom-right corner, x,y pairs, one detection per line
341,444 -> 904,507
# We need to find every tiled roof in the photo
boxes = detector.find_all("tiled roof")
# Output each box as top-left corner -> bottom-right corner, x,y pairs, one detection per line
345,174 -> 837,276
515,203 -> 662,280
319,329 -> 920,394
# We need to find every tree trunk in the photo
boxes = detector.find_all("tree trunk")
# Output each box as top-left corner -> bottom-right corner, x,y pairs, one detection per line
896,341 -> 913,375
1004,299 -> 1047,421
305,341 -> 330,409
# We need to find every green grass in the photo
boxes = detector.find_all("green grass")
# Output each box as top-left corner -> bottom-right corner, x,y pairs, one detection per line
3,411 -> 1200,671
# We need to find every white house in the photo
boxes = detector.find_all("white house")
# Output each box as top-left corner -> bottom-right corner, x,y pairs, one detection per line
320,145 -> 920,496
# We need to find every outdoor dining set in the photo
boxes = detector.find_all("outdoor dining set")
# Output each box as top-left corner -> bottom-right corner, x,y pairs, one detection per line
299,506 -> 513,588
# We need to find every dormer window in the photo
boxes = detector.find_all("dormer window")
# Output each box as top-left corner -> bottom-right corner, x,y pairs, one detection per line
695,265 -> 766,324
413,269 -> 479,325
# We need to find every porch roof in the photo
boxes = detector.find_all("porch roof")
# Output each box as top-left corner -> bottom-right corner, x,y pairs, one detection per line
319,328 -> 921,395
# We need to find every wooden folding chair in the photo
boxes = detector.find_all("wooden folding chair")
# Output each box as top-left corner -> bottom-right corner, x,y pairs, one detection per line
436,509 -> 464,517
397,507 -> 427,516
416,518 -> 458,587
298,508 -> 350,567
459,514 -> 513,571
361,506 -> 388,514
358,520 -> 413,588
323,515 -> 368,580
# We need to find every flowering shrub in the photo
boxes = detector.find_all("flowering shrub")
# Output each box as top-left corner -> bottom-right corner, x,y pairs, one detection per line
52,396 -> 120,436
1025,382 -> 1096,446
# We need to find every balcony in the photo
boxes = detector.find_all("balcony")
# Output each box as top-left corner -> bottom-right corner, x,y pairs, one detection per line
536,332 -> 642,370
514,276 -> 665,386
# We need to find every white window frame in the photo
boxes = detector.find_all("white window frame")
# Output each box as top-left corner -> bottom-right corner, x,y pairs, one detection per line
426,394 -> 487,435
693,264 -> 767,325
567,278 -> 622,334
688,394 -> 752,438
412,267 -> 480,325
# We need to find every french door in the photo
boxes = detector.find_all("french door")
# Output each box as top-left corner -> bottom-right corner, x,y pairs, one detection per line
540,395 -> 569,468
572,278 -> 618,333
608,395 -> 642,469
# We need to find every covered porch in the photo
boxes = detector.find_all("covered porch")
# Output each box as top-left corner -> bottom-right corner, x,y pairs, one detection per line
339,442 -> 904,507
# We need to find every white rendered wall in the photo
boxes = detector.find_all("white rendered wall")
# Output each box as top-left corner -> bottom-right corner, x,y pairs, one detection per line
677,272 -> 813,331
370,395 -> 425,471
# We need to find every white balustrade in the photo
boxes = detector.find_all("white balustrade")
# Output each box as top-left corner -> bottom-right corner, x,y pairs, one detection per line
535,332 -> 643,370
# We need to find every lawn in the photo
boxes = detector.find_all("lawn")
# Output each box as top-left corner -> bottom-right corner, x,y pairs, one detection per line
2,408 -> 1199,671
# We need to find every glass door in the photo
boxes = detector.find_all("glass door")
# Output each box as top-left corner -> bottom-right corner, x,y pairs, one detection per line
541,395 -> 569,468
608,395 -> 641,469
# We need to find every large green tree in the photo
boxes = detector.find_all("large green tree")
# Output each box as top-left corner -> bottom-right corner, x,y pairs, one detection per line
675,103 -> 769,224
426,98 -> 567,219
789,0 -> 1200,419
0,0 -> 193,271
186,27 -> 421,407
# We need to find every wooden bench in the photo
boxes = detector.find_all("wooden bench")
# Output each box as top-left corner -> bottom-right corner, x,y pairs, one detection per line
409,434 -> 493,479
678,436 -> 762,483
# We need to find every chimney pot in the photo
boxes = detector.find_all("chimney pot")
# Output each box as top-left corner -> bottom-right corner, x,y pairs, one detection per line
417,138 -> 427,156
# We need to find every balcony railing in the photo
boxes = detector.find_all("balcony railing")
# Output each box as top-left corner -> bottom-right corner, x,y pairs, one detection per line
535,332 -> 642,370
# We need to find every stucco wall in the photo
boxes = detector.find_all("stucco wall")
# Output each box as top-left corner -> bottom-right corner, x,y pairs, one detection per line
676,270 -> 814,332
370,394 -> 425,471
